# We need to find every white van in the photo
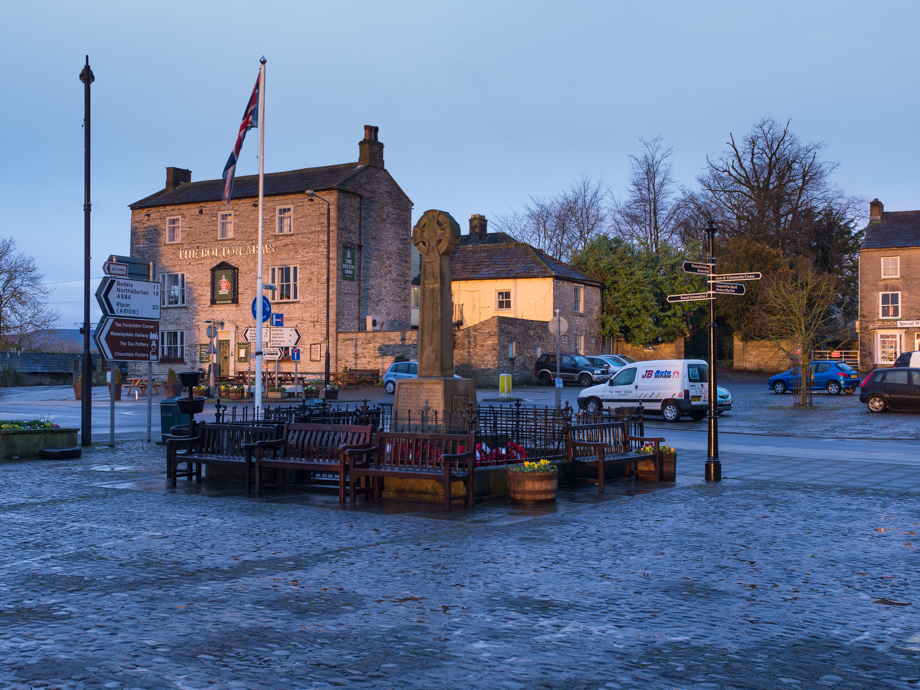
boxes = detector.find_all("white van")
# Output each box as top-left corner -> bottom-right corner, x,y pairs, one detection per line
576,359 -> 710,422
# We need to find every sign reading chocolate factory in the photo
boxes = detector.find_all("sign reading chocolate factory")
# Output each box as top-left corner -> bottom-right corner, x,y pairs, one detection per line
94,317 -> 160,362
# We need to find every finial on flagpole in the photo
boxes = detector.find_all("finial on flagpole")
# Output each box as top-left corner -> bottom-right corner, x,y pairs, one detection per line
260,56 -> 266,64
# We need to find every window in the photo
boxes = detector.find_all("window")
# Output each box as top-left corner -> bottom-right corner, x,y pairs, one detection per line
277,206 -> 292,234
611,367 -> 636,386
218,211 -> 234,239
562,335 -> 568,345
815,363 -> 831,373
574,285 -> 583,313
884,369 -> 909,385
310,343 -> 322,362
166,217 -> 181,244
880,292 -> 900,318
161,273 -> 186,307
270,266 -> 298,301
912,371 -> 920,386
496,290 -> 511,310
688,364 -> 710,382
162,331 -> 185,361
411,287 -> 420,308
881,257 -> 899,278
877,333 -> 901,363
574,335 -> 583,354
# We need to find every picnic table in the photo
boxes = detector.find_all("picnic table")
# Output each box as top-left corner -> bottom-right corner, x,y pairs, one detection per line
124,378 -> 160,396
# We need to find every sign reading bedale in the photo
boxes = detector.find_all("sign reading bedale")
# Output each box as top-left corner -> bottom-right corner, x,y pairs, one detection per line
95,277 -> 160,319
94,317 -> 159,362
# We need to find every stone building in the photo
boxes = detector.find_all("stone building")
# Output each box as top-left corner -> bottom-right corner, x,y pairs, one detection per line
128,126 -> 412,377
858,198 -> 920,367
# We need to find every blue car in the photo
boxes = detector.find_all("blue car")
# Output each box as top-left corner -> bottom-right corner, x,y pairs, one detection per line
768,361 -> 861,395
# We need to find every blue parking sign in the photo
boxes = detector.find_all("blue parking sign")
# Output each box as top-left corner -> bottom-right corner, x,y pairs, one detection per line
270,313 -> 284,327
291,348 -> 301,362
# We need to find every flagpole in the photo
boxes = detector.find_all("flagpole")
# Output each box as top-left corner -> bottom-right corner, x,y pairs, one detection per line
254,57 -> 266,417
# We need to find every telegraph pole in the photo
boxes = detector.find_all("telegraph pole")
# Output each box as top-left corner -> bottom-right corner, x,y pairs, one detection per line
79,56 -> 94,446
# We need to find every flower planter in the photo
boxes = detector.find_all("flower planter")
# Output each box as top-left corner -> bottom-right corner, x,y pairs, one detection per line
659,452 -> 676,481
324,388 -> 338,400
0,428 -> 79,460
508,469 -> 557,504
226,390 -> 244,400
636,451 -> 676,482
164,383 -> 183,398
267,390 -> 286,399
73,383 -> 81,400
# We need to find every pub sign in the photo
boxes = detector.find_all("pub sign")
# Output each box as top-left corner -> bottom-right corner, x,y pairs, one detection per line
342,245 -> 356,281
210,262 -> 239,304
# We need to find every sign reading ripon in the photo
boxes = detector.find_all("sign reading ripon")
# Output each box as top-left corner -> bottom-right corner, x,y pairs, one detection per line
176,243 -> 277,261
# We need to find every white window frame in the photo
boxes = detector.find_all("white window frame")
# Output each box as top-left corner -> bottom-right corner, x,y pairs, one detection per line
496,290 -> 512,311
162,330 -> 185,361
276,206 -> 293,235
411,286 -> 420,308
574,335 -> 583,354
574,285 -> 583,314
876,331 -> 902,364
881,256 -> 899,279
880,292 -> 900,319
161,273 -> 186,307
166,217 -> 181,244
269,265 -> 299,302
218,211 -> 234,240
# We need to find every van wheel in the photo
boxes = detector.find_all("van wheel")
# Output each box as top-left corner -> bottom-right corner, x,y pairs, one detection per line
579,374 -> 593,387
773,380 -> 787,394
661,401 -> 682,422
827,381 -> 841,395
867,395 -> 887,413
385,380 -> 396,394
539,372 -> 553,386
585,397 -> 602,413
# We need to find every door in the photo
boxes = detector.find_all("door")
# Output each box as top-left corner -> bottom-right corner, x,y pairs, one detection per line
882,369 -> 912,408
218,340 -> 230,378
560,355 -> 577,382
686,363 -> 708,404
604,366 -> 637,405
813,362 -> 832,389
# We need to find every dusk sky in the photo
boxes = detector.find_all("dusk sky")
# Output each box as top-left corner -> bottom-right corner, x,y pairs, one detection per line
4,0 -> 919,326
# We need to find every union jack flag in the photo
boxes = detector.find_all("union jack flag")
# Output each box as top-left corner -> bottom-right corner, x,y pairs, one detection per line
221,70 -> 261,205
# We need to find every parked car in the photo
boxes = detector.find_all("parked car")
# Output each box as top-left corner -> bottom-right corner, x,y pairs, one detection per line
590,354 -> 637,372
534,353 -> 611,387
585,357 -> 613,376
768,361 -> 861,395
577,358 -> 710,421
893,351 -> 920,368
859,367 -> 920,412
383,361 -> 462,394
717,386 -> 732,414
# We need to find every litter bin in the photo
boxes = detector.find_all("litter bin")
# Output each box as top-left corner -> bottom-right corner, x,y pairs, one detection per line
160,397 -> 191,438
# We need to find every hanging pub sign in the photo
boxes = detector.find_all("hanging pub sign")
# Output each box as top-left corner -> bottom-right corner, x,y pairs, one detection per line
210,262 -> 239,305
198,344 -> 210,363
342,245 -> 356,281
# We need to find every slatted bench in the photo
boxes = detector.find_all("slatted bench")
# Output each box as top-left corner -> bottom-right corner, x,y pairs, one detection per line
165,422 -> 283,491
250,423 -> 373,500
566,420 -> 665,492
345,431 -> 476,511
335,369 -> 380,387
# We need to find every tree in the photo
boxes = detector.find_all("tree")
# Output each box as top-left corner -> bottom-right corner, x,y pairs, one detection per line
755,259 -> 839,406
494,175 -> 607,262
572,236 -> 703,347
611,137 -> 683,257
714,237 -> 786,340
0,237 -> 59,351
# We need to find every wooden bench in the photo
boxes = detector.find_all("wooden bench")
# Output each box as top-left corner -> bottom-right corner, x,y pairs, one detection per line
345,431 -> 476,511
165,422 -> 283,492
251,423 -> 373,500
334,369 -> 380,388
566,420 -> 665,492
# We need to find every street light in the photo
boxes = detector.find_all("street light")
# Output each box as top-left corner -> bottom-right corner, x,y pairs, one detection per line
306,190 -> 331,390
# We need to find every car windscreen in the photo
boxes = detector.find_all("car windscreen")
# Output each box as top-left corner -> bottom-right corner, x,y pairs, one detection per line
572,356 -> 592,367
610,367 -> 636,386
837,362 -> 856,372
620,355 -> 636,363
687,364 -> 709,383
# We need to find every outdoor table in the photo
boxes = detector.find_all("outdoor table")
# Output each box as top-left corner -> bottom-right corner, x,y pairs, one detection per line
124,378 -> 160,395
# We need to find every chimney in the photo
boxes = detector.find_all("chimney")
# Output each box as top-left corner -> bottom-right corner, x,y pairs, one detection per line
869,198 -> 883,221
358,125 -> 384,168
469,214 -> 488,235
166,167 -> 192,190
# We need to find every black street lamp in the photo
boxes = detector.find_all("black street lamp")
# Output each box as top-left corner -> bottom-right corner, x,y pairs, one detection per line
306,190 -> 331,389
705,218 -> 721,482
79,56 -> 94,446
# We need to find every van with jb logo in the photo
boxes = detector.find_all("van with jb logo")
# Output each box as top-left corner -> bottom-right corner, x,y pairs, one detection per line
576,359 -> 710,422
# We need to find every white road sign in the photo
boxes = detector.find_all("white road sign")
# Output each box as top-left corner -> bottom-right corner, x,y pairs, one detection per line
262,347 -> 282,361
708,272 -> 762,282
102,261 -> 129,277
548,317 -> 568,335
269,327 -> 302,347
95,277 -> 161,319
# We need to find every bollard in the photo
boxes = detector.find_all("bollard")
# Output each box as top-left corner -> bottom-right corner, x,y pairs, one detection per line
499,373 -> 512,397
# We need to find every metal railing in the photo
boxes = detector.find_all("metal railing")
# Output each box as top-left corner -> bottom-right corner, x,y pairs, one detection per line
813,350 -> 859,369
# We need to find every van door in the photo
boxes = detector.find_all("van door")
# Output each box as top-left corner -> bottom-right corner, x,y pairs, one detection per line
686,363 -> 709,404
603,366 -> 637,404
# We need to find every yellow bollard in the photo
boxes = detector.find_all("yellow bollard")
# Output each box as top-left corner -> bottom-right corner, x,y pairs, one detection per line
499,374 -> 512,397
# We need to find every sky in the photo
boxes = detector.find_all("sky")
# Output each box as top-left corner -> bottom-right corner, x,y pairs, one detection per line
3,0 -> 920,327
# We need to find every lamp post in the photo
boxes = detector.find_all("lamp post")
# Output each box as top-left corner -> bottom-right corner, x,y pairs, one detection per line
306,190 -> 332,390
79,56 -> 94,446
705,218 -> 721,482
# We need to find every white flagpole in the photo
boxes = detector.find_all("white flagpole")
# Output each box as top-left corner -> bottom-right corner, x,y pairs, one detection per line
254,57 -> 266,417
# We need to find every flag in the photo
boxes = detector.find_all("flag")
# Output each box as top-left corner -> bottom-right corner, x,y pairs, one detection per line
221,71 -> 261,205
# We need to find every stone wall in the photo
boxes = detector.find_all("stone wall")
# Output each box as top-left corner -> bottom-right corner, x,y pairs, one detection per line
610,339 -> 686,362
552,280 -> 602,356
336,330 -> 417,375
454,316 -> 561,387
733,336 -> 795,373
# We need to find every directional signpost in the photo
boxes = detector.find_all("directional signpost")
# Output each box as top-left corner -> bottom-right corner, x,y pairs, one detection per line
242,326 -> 301,347
671,221 -> 765,484
95,277 -> 160,319
263,347 -> 282,361
102,260 -> 129,277
94,317 -> 160,362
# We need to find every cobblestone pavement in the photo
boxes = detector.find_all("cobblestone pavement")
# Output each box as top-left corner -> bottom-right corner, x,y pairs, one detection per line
3,442 -> 920,690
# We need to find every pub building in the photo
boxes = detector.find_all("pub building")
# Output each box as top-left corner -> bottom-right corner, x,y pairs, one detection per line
127,126 -> 412,381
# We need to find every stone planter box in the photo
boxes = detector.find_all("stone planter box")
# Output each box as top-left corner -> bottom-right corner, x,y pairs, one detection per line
508,469 -> 558,504
267,390 -> 287,399
0,428 -> 79,460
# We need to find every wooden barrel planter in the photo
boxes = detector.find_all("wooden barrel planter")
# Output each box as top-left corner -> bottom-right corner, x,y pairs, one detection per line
660,452 -> 677,481
508,469 -> 558,504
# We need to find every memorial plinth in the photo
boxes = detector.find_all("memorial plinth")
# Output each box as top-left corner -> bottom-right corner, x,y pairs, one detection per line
392,209 -> 477,432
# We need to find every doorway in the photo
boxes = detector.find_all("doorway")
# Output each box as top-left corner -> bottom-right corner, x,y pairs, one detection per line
219,340 -> 230,378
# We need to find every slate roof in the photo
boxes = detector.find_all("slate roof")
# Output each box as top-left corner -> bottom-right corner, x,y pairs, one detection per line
862,211 -> 920,250
129,163 -> 366,210
413,235 -> 601,286
0,352 -> 81,374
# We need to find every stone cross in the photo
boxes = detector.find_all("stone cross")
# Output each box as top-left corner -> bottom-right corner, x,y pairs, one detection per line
412,210 -> 461,378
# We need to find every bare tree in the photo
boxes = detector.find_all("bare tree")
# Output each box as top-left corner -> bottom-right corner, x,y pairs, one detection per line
0,237 -> 59,351
494,175 -> 607,262
611,137 -> 683,256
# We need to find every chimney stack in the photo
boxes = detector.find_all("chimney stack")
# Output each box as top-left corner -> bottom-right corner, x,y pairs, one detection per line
359,125 -> 384,168
166,167 -> 192,190
469,214 -> 488,235
869,198 -> 883,220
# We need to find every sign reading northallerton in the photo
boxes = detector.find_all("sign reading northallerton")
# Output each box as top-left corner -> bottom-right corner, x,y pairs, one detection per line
95,277 -> 160,319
